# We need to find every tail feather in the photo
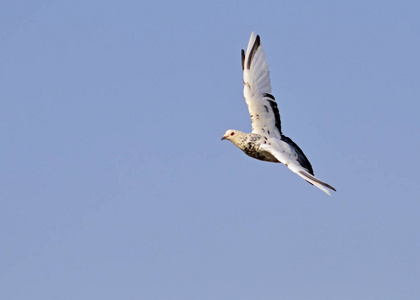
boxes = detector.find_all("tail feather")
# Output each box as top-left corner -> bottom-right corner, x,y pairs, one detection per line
298,170 -> 336,196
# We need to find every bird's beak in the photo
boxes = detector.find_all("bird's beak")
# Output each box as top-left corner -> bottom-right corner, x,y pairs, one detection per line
221,135 -> 227,141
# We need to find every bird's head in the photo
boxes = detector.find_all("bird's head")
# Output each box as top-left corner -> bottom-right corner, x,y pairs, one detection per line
221,129 -> 244,143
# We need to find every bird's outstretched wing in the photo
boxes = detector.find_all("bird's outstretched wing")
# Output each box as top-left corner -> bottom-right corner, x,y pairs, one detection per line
260,143 -> 336,196
242,32 -> 282,139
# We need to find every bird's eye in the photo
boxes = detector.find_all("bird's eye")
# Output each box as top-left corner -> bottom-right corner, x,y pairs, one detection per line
230,132 -> 235,136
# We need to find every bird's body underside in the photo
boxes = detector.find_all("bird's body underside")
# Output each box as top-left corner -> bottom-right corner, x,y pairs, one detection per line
221,32 -> 336,196
226,132 -> 278,162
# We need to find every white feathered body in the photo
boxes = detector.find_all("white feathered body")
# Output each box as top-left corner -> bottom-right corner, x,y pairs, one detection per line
222,32 -> 336,196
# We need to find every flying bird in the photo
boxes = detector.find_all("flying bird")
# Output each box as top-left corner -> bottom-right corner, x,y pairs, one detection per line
221,32 -> 336,195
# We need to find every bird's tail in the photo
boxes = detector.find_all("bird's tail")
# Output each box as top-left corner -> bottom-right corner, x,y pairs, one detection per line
297,170 -> 336,196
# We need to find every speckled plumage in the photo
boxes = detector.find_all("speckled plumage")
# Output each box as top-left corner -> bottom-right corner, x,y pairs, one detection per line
230,132 -> 277,162
221,32 -> 336,196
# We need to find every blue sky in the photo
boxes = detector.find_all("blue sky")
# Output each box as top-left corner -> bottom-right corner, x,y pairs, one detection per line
1,0 -> 419,299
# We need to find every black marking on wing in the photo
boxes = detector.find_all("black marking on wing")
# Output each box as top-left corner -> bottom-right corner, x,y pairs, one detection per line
263,93 -> 282,135
263,93 -> 275,100
281,135 -> 314,175
241,49 -> 245,71
246,35 -> 260,70
264,105 -> 269,112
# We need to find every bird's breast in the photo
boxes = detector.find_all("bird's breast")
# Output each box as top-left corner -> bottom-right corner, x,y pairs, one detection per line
241,138 -> 279,163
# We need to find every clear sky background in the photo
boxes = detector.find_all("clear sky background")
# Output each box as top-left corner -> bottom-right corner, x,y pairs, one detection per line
1,1 -> 419,299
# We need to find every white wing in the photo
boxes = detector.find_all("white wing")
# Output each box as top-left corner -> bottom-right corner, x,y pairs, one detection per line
242,32 -> 282,139
260,143 -> 336,196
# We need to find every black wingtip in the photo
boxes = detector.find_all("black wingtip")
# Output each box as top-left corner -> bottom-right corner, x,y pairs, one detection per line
241,49 -> 245,71
246,34 -> 261,69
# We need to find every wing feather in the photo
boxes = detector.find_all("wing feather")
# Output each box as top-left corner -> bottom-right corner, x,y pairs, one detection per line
242,32 -> 282,138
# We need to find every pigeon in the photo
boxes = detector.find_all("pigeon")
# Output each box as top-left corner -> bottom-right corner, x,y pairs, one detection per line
221,32 -> 336,196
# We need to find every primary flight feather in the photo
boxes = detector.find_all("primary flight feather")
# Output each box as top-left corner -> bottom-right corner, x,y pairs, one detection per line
222,32 -> 336,196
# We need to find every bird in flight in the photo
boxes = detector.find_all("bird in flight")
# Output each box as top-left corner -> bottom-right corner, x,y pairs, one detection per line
221,32 -> 336,195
